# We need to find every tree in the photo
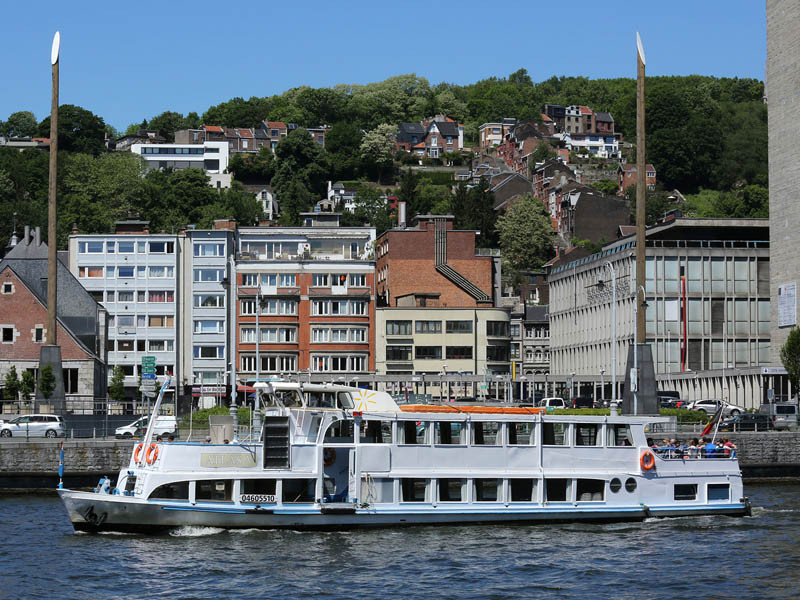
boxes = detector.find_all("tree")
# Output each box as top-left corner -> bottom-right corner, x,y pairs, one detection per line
454,176 -> 497,247
592,179 -> 619,196
4,366 -> 20,402
227,146 -> 275,183
360,124 -> 397,183
351,187 -> 394,234
20,370 -> 35,402
38,104 -> 106,155
496,194 -> 555,286
147,111 -> 190,142
38,364 -> 56,400
780,327 -> 800,393
108,366 -> 126,404
396,168 -> 421,218
414,182 -> 452,216
277,177 -> 316,226
1,111 -> 38,137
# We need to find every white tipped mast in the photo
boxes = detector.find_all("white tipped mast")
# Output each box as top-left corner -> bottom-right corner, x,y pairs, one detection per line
137,375 -> 171,466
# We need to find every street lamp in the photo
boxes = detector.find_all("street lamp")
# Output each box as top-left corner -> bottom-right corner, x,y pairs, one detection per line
570,372 -> 576,401
603,261 -> 617,403
632,285 -> 648,415
520,375 -> 527,403
220,254 -> 238,438
600,368 -> 606,406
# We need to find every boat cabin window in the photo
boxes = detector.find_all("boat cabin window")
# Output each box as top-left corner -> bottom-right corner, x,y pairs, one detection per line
625,478 -> 637,493
359,420 -> 392,444
576,479 -> 605,501
574,424 -> 601,446
400,478 -> 427,502
607,424 -> 633,446
361,477 -> 394,503
149,481 -> 190,500
196,480 -> 233,503
399,421 -> 428,444
435,422 -> 466,444
241,479 -> 276,495
283,479 -> 316,503
609,478 -> 622,493
674,484 -> 698,501
272,389 -> 302,408
509,479 -> 537,502
708,483 -> 729,501
338,392 -> 354,409
472,422 -> 500,445
473,478 -> 500,502
542,423 -> 568,445
545,478 -> 569,502
324,419 -> 355,443
438,478 -> 466,502
305,391 -> 336,408
508,422 -> 535,445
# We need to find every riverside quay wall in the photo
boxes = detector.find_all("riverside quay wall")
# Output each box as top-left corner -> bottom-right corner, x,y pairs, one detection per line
1,433 -> 799,491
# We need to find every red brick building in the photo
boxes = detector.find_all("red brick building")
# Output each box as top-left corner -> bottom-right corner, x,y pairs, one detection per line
618,163 -> 657,194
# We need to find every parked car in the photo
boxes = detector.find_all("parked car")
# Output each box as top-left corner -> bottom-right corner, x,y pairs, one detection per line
115,415 -> 178,439
572,396 -> 594,409
0,414 -> 65,438
685,399 -> 745,417
658,394 -> 684,409
758,402 -> 799,430
719,413 -> 773,432
538,397 -> 567,409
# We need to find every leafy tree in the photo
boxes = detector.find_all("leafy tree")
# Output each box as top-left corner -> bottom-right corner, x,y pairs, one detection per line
780,327 -> 800,393
20,370 -> 35,401
360,124 -> 397,183
0,147 -> 49,245
197,184 -> 264,227
38,364 -> 56,400
38,104 -> 106,155
496,194 -> 555,286
227,146 -> 275,183
4,366 -> 20,402
147,111 -> 191,142
108,365 -> 126,403
415,182 -> 452,216
277,177 -> 315,226
592,179 -> 619,196
272,128 -> 329,197
351,187 -> 394,234
1,111 -> 38,137
325,121 -> 364,180
529,142 -> 556,165
396,168 -> 421,218
455,176 -> 497,247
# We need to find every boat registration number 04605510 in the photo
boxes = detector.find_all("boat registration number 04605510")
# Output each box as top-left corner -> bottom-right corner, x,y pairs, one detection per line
240,494 -> 276,504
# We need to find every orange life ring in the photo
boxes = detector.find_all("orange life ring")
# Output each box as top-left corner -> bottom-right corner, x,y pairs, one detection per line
640,450 -> 656,471
134,443 -> 144,463
323,448 -> 336,467
145,443 -> 159,465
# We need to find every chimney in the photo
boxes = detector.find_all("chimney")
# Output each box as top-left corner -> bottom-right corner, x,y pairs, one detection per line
23,225 -> 30,245
34,227 -> 41,246
398,201 -> 407,228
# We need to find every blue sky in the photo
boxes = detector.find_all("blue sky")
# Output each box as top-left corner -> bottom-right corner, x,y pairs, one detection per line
0,1 -> 767,131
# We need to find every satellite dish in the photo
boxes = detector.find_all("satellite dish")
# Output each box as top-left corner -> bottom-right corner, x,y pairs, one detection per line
51,31 -> 60,65
636,32 -> 646,66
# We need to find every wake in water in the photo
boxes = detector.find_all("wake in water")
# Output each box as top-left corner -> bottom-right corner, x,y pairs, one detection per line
169,526 -> 225,537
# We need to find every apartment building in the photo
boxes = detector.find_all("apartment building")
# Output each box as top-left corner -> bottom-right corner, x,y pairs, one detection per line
131,141 -> 231,188
68,221 -> 180,411
234,216 -> 376,381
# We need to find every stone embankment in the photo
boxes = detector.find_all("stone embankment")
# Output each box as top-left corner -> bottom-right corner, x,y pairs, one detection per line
0,433 -> 798,491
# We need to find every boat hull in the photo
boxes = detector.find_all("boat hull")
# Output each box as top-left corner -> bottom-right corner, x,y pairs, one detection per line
59,489 -> 750,534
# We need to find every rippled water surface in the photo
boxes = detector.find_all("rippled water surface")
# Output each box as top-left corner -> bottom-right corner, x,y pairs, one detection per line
1,483 -> 798,600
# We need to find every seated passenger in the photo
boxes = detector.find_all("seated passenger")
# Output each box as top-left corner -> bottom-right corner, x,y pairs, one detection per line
722,436 -> 737,457
703,437 -> 716,457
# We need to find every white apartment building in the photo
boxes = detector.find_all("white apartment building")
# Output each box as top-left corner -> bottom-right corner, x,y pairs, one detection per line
68,223 -> 180,411
558,132 -> 620,159
131,141 -> 231,188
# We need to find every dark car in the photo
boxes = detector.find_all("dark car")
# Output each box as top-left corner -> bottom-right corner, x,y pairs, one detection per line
719,413 -> 773,432
572,396 -> 594,409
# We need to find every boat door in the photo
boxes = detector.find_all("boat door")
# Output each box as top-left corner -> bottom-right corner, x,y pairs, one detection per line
322,418 -> 354,502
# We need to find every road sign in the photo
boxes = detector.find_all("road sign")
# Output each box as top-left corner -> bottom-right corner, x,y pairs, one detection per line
141,356 -> 156,365
142,391 -> 156,398
140,382 -> 157,389
142,367 -> 156,374
142,373 -> 156,380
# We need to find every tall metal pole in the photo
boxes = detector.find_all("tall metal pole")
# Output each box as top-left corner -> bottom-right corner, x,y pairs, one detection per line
635,32 -> 647,344
47,32 -> 60,345
605,262 -> 617,402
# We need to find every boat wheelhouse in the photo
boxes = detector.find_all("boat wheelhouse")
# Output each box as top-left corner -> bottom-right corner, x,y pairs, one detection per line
59,381 -> 749,532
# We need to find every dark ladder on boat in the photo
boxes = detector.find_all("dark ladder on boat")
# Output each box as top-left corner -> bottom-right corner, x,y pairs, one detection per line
263,416 -> 290,469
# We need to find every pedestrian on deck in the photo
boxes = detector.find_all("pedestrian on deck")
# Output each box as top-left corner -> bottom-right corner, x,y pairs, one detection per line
722,436 -> 737,457
703,437 -> 716,457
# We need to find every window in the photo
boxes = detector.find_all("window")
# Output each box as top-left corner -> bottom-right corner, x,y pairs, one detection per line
545,478 -> 569,502
148,266 -> 174,278
486,345 -> 509,362
193,243 -> 225,257
63,368 -> 79,394
34,327 -> 44,343
332,273 -> 348,287
361,477 -> 393,503
415,321 -> 441,334
487,321 -> 508,337
400,479 -> 427,502
472,422 -> 500,445
148,315 -> 174,327
241,299 -> 256,315
149,481 -> 190,500
359,420 -> 392,444
194,320 -> 224,334
137,291 -> 146,303
350,301 -> 367,316
349,274 -> 366,287
386,320 -> 412,335
350,328 -> 366,343
439,479 -> 466,502
607,424 -> 633,447
137,266 -> 146,278
435,422 -> 465,444
106,266 -> 115,278
194,346 -> 224,359
324,419 -> 355,443
575,424 -> 600,446
79,241 -> 104,253
674,484 -> 698,501
194,294 -> 224,308
196,480 -> 232,502
148,340 -> 174,352
194,269 -> 224,282
241,327 -> 256,343
118,241 -> 134,253
509,479 -> 536,502
241,355 -> 256,371
148,241 -> 174,254
576,479 -> 604,502
386,346 -> 412,361
473,479 -> 499,502
117,291 -> 134,303
508,422 -> 534,445
78,266 -> 104,278
2,327 -> 15,343
446,346 -> 472,359
149,291 -> 174,303
331,328 -> 348,342
1,283 -> 12,294
446,320 -> 472,334
117,340 -> 134,351
399,421 -> 428,444
312,300 -> 329,315
415,346 -> 442,360
312,273 -> 329,287
708,483 -> 729,501
542,423 -> 568,445
280,274 -> 296,287
241,479 -> 276,497
118,266 -> 134,278
116,315 -> 135,327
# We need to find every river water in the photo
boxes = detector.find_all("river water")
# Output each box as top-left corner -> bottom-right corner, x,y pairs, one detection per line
1,483 -> 798,600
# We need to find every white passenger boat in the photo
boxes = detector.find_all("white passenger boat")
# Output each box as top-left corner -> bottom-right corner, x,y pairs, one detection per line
58,380 -> 749,533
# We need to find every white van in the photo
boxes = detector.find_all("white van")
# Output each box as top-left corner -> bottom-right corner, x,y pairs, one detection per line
539,397 -> 567,409
758,402 -> 798,430
115,416 -> 178,439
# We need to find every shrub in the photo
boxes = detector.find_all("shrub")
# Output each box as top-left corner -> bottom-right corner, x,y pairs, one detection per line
181,406 -> 252,428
